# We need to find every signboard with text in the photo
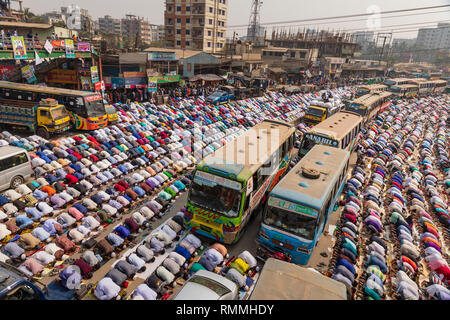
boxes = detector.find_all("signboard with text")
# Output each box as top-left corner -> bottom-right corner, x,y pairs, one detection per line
149,52 -> 177,61
46,69 -> 77,84
268,197 -> 318,217
91,66 -> 99,84
21,65 -> 37,83
11,36 -> 27,59
148,75 -> 180,84
77,42 -> 91,52
65,39 -> 75,58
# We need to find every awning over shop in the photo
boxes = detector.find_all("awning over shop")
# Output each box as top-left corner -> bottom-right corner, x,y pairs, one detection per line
268,67 -> 287,74
189,73 -> 225,82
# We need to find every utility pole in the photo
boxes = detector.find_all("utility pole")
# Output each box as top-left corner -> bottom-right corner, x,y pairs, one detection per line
376,32 -> 392,64
248,0 -> 262,44
229,31 -> 236,73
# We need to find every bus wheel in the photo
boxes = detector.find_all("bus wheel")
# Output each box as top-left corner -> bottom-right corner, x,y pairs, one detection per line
37,127 -> 50,139
10,176 -> 24,189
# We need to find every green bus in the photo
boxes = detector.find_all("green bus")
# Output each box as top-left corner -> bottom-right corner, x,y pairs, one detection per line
184,119 -> 296,244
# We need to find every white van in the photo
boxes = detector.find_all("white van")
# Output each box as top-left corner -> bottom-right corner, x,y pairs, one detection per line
0,146 -> 33,191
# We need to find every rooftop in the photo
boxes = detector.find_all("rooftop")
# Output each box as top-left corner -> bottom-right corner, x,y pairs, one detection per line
270,144 -> 350,211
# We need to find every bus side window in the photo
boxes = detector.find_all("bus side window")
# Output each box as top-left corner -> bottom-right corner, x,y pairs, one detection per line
243,195 -> 250,212
256,168 -> 265,190
3,88 -> 10,98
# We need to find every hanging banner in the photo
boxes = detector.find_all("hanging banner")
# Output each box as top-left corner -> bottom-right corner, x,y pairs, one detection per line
11,36 -> 27,60
148,79 -> 158,93
80,76 -> 92,91
94,81 -> 102,92
65,39 -> 75,58
21,65 -> 37,83
44,40 -> 53,54
51,40 -> 64,48
91,66 -> 99,83
305,69 -> 312,78
77,42 -> 91,52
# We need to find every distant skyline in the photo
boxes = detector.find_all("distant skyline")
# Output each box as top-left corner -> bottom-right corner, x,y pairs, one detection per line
19,0 -> 450,39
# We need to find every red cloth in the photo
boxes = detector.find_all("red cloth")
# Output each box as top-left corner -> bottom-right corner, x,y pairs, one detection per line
114,184 -> 126,193
435,265 -> 450,281
90,155 -> 99,162
74,258 -> 93,277
401,256 -> 417,271
72,152 -> 82,160
118,180 -> 130,189
65,174 -> 78,185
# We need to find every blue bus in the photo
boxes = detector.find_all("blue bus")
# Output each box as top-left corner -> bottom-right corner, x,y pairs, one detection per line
257,144 -> 350,265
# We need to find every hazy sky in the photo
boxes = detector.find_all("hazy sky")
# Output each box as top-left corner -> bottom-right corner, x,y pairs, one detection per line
22,0 -> 450,39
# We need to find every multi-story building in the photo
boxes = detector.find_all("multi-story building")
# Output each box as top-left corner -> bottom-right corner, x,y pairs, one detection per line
98,15 -> 122,35
149,24 -> 165,42
392,38 -> 416,48
416,23 -> 450,50
121,14 -> 151,45
164,0 -> 228,53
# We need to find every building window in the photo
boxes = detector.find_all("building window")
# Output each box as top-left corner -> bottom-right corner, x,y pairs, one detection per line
177,40 -> 181,46
186,18 -> 190,23
186,6 -> 190,11
290,52 -> 295,58
209,19 -> 213,25
208,30 -> 212,36
187,63 -> 192,72
186,29 -> 190,35
186,41 -> 190,46
209,7 -> 213,13
177,18 -> 181,23
167,6 -> 172,12
207,42 -> 211,47
177,29 -> 181,34
177,6 -> 181,11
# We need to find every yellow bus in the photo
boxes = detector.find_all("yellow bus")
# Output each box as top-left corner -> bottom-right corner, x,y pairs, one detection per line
384,78 -> 410,89
408,78 -> 435,95
345,92 -> 392,122
355,84 -> 388,98
389,84 -> 418,99
298,111 -> 363,158
0,81 -> 108,130
430,79 -> 447,94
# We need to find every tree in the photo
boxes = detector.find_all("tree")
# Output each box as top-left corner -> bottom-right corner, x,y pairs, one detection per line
52,21 -> 66,28
23,8 -> 35,22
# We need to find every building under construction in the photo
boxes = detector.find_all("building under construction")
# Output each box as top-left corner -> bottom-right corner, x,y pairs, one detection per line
267,29 -> 359,58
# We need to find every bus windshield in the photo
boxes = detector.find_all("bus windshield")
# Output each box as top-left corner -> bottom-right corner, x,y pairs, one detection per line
189,172 -> 242,218
264,205 -> 317,240
356,89 -> 369,96
384,80 -> 395,86
306,107 -> 324,117
300,133 -> 338,156
50,106 -> 69,120
85,98 -> 106,117
346,104 -> 367,117
390,86 -> 402,93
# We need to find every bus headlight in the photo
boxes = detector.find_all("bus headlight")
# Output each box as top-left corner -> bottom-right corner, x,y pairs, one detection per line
296,247 -> 311,254
259,230 -> 269,240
